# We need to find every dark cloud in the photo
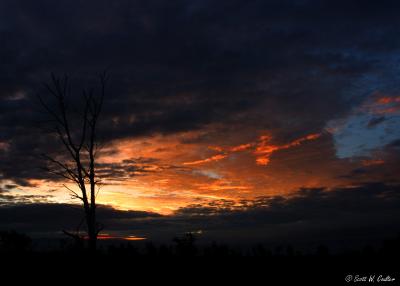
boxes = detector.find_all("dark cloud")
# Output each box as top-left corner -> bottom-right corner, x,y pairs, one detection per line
0,189 -> 53,206
0,203 -> 160,236
170,182 -> 400,248
96,157 -> 161,181
1,183 -> 399,250
176,182 -> 400,220
367,116 -> 386,128
388,139 -> 400,148
0,0 -> 400,220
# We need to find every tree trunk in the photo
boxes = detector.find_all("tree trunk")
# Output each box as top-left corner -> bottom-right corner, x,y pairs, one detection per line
86,208 -> 97,252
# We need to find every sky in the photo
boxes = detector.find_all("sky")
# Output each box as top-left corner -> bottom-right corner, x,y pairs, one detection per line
1,0 -> 400,245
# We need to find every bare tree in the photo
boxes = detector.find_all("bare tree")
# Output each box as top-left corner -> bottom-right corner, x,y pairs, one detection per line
37,73 -> 107,251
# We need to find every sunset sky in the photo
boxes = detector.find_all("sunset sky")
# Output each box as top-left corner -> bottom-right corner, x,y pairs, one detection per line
1,0 -> 400,245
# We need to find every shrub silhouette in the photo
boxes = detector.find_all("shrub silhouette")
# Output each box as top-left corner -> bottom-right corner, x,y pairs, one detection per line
173,233 -> 197,257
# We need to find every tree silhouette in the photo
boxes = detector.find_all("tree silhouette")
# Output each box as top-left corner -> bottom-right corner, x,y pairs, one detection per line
37,73 -> 107,251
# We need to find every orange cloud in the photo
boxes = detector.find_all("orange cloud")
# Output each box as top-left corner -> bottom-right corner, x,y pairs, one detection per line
376,96 -> 400,105
254,133 -> 321,166
183,154 -> 228,166
361,93 -> 400,115
196,180 -> 251,192
89,234 -> 146,241
188,143 -> 254,166
230,143 -> 254,152
255,157 -> 270,166
14,127 -> 361,216
208,145 -> 224,152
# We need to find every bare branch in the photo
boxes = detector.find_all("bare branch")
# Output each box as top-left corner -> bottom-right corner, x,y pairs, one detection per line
62,184 -> 84,201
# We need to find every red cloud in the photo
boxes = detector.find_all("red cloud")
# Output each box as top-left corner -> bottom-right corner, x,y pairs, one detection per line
254,133 -> 321,165
184,132 -> 321,166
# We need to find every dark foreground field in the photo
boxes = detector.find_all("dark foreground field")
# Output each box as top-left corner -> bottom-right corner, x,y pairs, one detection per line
1,230 -> 399,285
